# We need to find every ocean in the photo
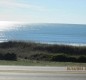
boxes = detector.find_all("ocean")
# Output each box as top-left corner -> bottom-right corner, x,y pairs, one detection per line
0,23 -> 86,46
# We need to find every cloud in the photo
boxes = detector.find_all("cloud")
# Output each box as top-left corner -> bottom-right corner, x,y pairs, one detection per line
0,0 -> 46,11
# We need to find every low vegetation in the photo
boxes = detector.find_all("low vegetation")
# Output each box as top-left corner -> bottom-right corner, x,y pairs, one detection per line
0,41 -> 86,63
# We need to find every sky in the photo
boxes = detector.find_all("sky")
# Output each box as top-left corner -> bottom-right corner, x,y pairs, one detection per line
0,0 -> 86,24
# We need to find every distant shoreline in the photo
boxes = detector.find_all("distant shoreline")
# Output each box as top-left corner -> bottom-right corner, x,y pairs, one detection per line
39,41 -> 86,47
1,40 -> 86,47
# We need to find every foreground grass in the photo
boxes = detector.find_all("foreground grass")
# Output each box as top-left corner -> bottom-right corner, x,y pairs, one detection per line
0,59 -> 86,66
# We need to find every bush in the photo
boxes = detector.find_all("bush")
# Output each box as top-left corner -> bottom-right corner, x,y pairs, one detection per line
4,53 -> 17,61
78,56 -> 86,63
28,53 -> 52,61
51,55 -> 67,62
0,53 -> 4,60
67,57 -> 77,62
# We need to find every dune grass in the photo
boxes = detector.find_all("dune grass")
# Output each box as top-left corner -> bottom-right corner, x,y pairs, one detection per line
0,41 -> 86,64
0,59 -> 86,66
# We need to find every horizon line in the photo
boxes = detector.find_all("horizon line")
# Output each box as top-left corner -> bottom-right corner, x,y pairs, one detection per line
0,21 -> 86,25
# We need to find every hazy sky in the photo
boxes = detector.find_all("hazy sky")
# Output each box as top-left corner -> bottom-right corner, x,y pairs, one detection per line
0,0 -> 86,24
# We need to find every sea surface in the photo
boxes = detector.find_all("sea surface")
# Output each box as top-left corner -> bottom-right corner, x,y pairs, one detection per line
0,23 -> 86,46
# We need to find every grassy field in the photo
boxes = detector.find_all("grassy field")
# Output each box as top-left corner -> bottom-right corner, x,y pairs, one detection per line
0,59 -> 86,66
0,41 -> 86,63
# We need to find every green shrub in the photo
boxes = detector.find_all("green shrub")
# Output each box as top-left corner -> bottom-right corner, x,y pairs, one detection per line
4,53 -> 17,61
78,56 -> 86,63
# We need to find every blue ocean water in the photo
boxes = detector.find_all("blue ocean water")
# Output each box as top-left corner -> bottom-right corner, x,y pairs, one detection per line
0,23 -> 86,45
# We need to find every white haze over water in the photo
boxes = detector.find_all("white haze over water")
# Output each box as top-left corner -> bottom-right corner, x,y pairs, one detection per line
0,21 -> 23,31
0,21 -> 38,42
0,21 -> 22,42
